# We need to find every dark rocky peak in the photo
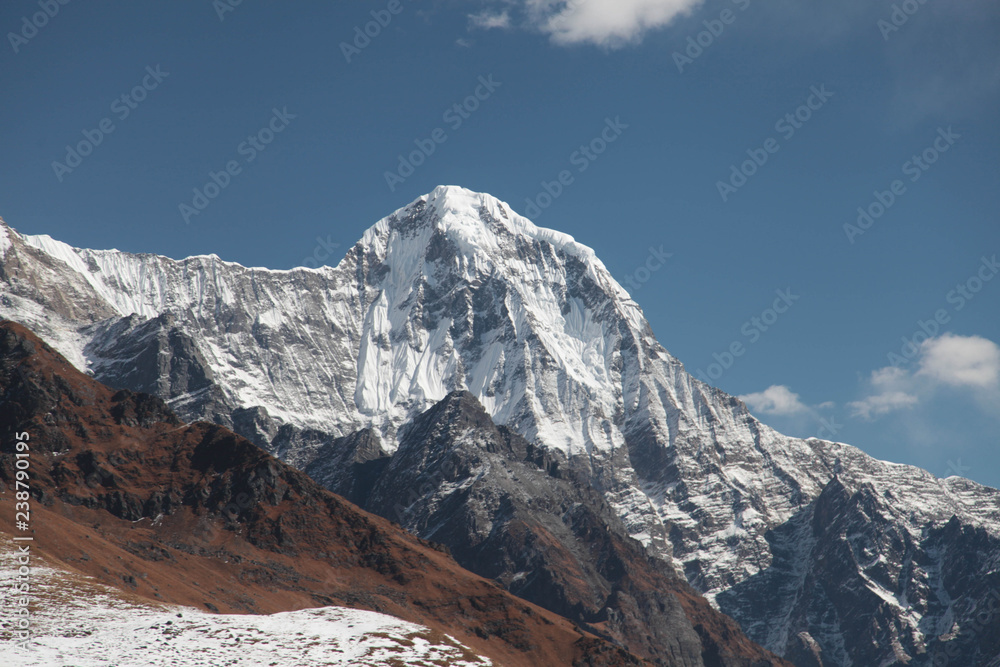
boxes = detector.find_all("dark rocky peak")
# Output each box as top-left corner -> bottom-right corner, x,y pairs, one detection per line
320,390 -> 792,667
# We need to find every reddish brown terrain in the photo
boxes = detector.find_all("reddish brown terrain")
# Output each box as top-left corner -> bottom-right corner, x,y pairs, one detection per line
0,320 -> 791,666
0,321 -> 645,666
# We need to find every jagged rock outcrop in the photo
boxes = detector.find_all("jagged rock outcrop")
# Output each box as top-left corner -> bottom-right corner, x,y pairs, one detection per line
321,390 -> 787,665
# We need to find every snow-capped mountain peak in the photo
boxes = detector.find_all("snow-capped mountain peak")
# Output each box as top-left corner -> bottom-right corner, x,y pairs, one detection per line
280,184 -> 655,456
362,185 -> 634,313
1,188 -> 998,666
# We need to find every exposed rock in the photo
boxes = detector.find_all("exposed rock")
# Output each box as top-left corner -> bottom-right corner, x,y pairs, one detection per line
0,321 -> 653,667
2,188 -> 998,665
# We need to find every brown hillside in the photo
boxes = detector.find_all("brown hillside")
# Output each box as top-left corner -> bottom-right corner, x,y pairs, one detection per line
0,321 -> 646,667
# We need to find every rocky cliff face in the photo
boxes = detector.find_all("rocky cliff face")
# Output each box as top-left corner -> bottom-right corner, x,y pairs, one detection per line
318,389 -> 787,666
716,477 -> 1000,666
0,321 -> 656,667
1,188 -> 998,665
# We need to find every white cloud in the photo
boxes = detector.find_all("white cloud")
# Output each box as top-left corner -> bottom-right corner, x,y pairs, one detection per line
847,391 -> 919,421
739,385 -> 810,416
917,333 -> 1000,389
471,0 -> 702,47
469,10 -> 512,30
871,365 -> 909,389
849,334 -> 1000,421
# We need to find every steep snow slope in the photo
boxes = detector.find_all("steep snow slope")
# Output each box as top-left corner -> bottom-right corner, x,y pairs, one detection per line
5,187 -> 645,453
1,188 -> 998,665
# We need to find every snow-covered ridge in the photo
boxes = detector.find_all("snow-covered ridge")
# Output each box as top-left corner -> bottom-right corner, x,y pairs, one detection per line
0,218 -> 12,260
1,186 -> 996,513
2,186 -> 999,666
4,185 -> 653,448
1,186 -> 997,527
424,185 -> 601,265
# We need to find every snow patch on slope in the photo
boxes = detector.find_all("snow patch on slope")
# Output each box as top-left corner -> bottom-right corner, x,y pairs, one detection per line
0,545 -> 491,667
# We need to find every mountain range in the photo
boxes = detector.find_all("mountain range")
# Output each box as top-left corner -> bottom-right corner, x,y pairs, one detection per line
1,185 -> 998,665
0,319 -> 789,666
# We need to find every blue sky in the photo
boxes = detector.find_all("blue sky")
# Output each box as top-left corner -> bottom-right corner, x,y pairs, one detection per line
1,0 -> 998,487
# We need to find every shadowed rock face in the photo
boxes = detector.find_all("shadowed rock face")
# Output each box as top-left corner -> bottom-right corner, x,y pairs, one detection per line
304,428 -> 389,506
315,389 -> 791,667
716,478 -> 1000,666
0,321 -> 656,667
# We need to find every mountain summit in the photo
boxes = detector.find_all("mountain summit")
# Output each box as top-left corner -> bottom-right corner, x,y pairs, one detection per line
2,187 -> 999,665
0,185 -> 644,455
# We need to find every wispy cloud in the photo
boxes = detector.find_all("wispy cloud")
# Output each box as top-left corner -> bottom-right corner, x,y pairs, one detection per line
738,385 -> 841,440
739,385 -> 810,416
470,0 -> 703,47
884,1 -> 1000,126
848,391 -> 919,421
469,10 -> 511,30
849,334 -> 1000,420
